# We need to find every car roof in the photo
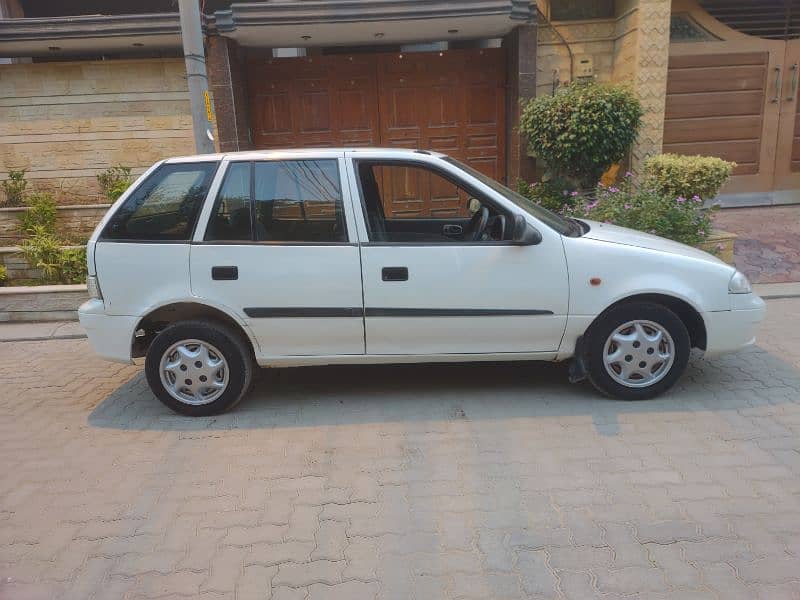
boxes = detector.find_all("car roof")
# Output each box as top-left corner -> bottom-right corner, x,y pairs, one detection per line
164,147 -> 446,163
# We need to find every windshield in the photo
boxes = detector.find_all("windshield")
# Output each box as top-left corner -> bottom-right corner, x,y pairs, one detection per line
443,157 -> 578,236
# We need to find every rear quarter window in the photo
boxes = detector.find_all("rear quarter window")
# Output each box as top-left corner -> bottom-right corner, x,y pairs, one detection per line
101,162 -> 218,241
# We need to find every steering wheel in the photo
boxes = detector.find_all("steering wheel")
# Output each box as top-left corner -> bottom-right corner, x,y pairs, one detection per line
468,206 -> 490,241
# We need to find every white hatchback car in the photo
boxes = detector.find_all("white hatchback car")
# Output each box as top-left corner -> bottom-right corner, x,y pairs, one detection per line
79,148 -> 765,415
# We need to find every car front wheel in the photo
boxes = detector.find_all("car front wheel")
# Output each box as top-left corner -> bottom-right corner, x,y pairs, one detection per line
585,302 -> 691,400
145,320 -> 253,416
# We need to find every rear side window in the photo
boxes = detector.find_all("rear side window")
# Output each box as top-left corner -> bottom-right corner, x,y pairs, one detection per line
204,159 -> 347,243
101,162 -> 218,241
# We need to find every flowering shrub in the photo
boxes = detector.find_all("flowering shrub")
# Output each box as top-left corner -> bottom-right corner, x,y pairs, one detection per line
582,178 -> 714,246
516,179 -> 584,214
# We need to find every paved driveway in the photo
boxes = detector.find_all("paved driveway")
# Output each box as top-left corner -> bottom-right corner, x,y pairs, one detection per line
2,299 -> 800,599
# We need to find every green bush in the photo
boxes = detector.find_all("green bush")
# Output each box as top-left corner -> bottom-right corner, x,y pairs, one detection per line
58,247 -> 88,284
1,169 -> 28,207
97,166 -> 133,201
0,265 -> 7,286
18,192 -> 57,235
583,180 -> 713,246
520,81 -> 643,189
643,154 -> 735,201
20,225 -> 87,284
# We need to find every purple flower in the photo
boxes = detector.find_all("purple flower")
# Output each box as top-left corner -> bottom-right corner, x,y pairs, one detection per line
624,203 -> 631,210
624,171 -> 633,178
570,191 -> 579,197
609,187 -> 620,193
676,196 -> 686,204
692,195 -> 702,202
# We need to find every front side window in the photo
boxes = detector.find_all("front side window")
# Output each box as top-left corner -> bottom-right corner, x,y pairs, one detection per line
357,161 -> 512,243
442,157 -> 578,237
102,162 -> 218,241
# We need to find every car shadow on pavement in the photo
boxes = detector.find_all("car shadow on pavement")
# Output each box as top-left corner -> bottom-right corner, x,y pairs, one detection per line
87,345 -> 797,435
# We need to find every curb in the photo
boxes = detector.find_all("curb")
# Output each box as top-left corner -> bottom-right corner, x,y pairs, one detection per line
753,282 -> 800,300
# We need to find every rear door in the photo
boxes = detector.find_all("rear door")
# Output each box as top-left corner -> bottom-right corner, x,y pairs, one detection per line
190,155 -> 365,358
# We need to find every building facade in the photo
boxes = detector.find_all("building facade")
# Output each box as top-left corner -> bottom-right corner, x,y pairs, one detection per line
0,0 -> 798,207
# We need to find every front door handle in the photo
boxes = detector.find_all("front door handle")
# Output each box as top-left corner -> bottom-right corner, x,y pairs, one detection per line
382,267 -> 408,281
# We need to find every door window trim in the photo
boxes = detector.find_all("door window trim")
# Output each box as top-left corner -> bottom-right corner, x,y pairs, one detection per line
199,158 -> 355,245
351,158 -> 517,247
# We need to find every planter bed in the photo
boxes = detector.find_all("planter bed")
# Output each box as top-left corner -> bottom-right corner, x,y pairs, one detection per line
0,204 -> 109,245
0,284 -> 88,322
698,229 -> 737,265
0,245 -> 83,283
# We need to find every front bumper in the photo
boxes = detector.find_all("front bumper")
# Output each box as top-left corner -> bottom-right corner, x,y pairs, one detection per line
78,299 -> 138,364
704,293 -> 767,357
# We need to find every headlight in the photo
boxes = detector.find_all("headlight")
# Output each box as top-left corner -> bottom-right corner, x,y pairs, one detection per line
728,271 -> 752,294
87,275 -> 103,300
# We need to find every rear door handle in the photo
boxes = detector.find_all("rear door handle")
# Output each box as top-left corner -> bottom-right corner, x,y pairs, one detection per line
382,267 -> 408,281
443,224 -> 463,236
212,266 -> 238,280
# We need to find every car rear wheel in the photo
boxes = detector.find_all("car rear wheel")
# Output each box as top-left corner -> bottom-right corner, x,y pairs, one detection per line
145,320 -> 253,416
585,302 -> 691,400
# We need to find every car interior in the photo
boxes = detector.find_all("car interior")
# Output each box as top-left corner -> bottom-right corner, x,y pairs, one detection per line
357,162 -> 513,243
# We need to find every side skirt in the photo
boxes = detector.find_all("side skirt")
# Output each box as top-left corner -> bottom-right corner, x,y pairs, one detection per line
255,351 -> 562,368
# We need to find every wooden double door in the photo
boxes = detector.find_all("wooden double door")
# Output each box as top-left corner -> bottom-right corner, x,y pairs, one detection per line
666,1 -> 800,199
247,48 -> 507,185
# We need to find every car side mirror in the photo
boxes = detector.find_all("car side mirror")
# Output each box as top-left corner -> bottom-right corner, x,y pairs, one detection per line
512,214 -> 542,246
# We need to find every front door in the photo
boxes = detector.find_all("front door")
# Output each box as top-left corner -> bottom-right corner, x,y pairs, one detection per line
190,156 -> 365,358
348,156 -> 569,356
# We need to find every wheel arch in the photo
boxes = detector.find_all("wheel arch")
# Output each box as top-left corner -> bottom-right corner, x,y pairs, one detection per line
589,293 -> 707,351
132,300 -> 258,359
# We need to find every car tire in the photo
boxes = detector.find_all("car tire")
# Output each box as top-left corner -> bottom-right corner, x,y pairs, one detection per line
585,302 -> 691,401
145,320 -> 254,416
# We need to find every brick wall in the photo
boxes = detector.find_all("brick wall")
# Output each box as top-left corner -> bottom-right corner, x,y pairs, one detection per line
0,58 -> 199,204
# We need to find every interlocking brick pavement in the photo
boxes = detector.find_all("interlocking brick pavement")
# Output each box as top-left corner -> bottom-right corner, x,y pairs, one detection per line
1,298 -> 800,599
713,206 -> 800,284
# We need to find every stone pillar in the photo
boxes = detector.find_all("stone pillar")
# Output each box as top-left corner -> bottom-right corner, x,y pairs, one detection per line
629,0 -> 671,173
206,35 -> 252,152
503,24 -> 538,185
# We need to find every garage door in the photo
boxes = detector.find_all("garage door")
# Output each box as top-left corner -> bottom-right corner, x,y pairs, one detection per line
246,48 -> 507,184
